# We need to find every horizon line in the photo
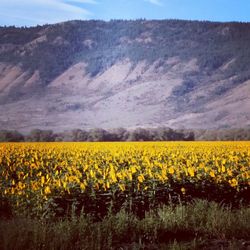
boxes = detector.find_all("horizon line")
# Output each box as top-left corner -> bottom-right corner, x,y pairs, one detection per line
1,18 -> 250,28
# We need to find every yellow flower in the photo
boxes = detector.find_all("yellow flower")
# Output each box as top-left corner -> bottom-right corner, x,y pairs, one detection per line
44,186 -> 51,195
209,170 -> 215,178
181,187 -> 186,195
188,167 -> 195,177
138,174 -> 144,183
229,178 -> 238,187
168,166 -> 175,175
41,176 -> 45,186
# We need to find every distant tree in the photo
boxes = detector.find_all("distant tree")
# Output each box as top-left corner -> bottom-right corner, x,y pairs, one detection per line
87,128 -> 108,142
183,131 -> 195,141
72,129 -> 88,141
0,130 -> 24,142
27,129 -> 55,142
156,127 -> 173,140
126,128 -> 152,141
109,127 -> 128,141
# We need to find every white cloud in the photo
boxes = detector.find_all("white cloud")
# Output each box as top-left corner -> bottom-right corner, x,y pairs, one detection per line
144,0 -> 163,6
0,0 -> 97,26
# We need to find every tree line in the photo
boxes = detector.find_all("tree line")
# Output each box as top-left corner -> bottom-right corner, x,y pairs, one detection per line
0,127 -> 194,142
1,127 -> 250,142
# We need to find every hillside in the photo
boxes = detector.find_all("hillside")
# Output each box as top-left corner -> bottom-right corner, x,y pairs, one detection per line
0,19 -> 250,132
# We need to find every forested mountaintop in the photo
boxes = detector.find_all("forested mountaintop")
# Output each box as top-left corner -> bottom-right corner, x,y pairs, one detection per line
1,20 -> 250,131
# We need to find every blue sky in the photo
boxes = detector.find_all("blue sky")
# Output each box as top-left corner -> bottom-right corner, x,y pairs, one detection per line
0,0 -> 250,27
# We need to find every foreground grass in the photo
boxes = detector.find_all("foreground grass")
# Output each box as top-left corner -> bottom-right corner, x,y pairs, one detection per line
0,200 -> 249,250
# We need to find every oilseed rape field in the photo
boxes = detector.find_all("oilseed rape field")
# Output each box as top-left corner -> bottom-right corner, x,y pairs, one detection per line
0,142 -> 249,218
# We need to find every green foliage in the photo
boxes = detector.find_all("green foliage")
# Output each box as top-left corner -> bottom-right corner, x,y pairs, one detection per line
194,128 -> 250,141
0,128 -> 250,142
2,20 -> 250,88
2,128 -> 250,142
0,130 -> 24,142
0,200 -> 249,249
26,129 -> 55,142
0,25 -> 44,44
0,127 -> 195,142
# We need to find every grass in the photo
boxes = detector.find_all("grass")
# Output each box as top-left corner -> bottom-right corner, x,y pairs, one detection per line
0,200 -> 249,250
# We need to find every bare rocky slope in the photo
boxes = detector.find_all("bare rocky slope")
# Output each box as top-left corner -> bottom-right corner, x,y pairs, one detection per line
0,20 -> 250,132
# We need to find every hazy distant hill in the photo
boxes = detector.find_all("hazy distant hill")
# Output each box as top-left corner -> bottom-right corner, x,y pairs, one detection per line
0,19 -> 250,132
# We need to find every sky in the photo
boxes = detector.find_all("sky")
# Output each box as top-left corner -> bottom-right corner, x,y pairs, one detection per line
0,0 -> 250,27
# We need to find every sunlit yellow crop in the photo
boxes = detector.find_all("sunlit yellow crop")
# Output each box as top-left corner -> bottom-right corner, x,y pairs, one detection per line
0,142 -> 249,215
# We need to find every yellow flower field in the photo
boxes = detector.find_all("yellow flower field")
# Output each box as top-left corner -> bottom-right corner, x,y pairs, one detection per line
0,142 -> 249,216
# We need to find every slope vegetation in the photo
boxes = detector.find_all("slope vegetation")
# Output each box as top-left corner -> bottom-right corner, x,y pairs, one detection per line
0,20 -> 250,131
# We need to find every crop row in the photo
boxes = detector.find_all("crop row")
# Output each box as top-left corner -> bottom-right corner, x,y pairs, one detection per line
0,142 -> 249,218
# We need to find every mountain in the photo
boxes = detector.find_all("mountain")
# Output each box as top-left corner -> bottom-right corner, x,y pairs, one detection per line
1,19 -> 250,132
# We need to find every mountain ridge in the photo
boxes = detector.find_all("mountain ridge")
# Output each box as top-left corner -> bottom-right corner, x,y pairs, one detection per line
0,19 -> 250,132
